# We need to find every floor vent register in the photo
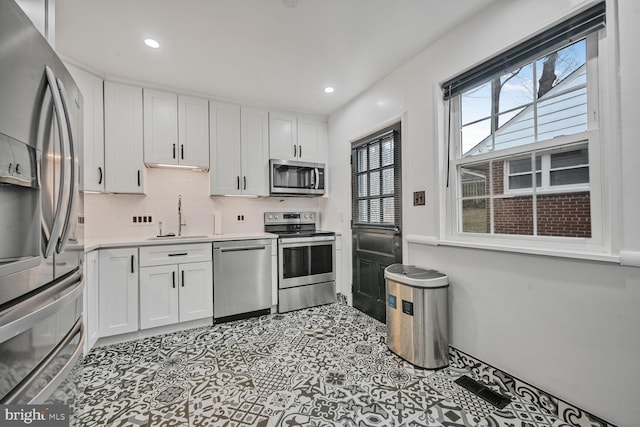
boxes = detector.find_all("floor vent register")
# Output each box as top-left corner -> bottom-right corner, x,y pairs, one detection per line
454,375 -> 512,409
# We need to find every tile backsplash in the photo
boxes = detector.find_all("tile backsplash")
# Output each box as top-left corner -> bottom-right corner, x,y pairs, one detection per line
84,168 -> 324,239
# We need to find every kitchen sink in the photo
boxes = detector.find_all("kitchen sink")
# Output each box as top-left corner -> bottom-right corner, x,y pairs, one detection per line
147,235 -> 209,240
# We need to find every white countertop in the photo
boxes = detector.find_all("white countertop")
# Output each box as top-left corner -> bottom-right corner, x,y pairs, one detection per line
83,232 -> 278,252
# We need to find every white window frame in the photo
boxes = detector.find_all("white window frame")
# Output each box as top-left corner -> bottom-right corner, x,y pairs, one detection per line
444,31 -> 608,256
504,143 -> 590,196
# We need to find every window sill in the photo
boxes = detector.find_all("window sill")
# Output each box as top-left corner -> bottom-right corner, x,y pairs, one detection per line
405,234 -> 620,264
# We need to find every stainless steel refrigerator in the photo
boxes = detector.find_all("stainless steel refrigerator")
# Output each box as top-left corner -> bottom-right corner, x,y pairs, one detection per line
0,0 -> 85,405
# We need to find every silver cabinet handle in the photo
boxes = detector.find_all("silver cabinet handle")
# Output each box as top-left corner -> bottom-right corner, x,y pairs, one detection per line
173,143 -> 176,159
181,269 -> 185,287
98,166 -> 103,184
172,271 -> 176,288
55,78 -> 77,254
220,245 -> 266,253
42,66 -> 67,259
299,145 -> 302,158
131,255 -> 135,273
293,144 -> 297,157
1,318 -> 84,404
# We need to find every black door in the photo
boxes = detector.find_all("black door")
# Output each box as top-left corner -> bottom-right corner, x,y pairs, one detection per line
351,124 -> 402,323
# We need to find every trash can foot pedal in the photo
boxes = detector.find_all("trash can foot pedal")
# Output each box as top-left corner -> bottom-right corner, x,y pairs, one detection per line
454,375 -> 511,409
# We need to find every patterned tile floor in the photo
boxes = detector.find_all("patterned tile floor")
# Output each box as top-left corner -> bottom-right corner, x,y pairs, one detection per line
65,303 -> 588,426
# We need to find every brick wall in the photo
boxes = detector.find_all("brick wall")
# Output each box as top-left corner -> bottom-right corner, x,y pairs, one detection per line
488,160 -> 591,237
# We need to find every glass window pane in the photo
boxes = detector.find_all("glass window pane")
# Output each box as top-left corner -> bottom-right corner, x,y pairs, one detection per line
494,195 -> 534,235
509,156 -> 541,174
537,87 -> 587,141
381,138 -> 394,167
382,197 -> 395,223
357,174 -> 368,197
369,171 -> 380,196
461,81 -> 491,125
494,112 -> 535,151
369,143 -> 380,169
370,199 -> 381,223
462,199 -> 489,233
460,163 -> 488,197
461,118 -> 491,156
550,167 -> 589,186
537,192 -> 591,237
382,168 -> 394,194
536,39 -> 586,99
357,200 -> 368,223
509,174 -> 532,189
550,148 -> 588,169
499,63 -> 534,113
357,147 -> 367,172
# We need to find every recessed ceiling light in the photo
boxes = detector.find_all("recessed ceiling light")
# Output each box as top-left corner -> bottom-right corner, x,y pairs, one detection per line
144,38 -> 160,49
324,86 -> 335,94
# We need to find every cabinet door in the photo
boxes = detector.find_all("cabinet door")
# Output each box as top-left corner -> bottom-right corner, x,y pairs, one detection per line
210,102 -> 242,195
144,89 -> 178,165
297,116 -> 326,163
241,107 -> 269,196
179,261 -> 213,322
269,111 -> 297,160
140,264 -> 180,329
104,82 -> 145,193
178,95 -> 209,168
84,250 -> 100,351
67,64 -> 104,192
98,248 -> 139,337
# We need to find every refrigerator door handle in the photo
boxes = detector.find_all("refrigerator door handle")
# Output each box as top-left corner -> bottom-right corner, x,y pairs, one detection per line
1,318 -> 84,404
0,269 -> 83,342
55,78 -> 76,254
42,66 -> 67,259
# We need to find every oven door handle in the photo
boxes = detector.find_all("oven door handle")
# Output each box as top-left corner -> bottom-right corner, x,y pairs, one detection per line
1,318 -> 84,404
279,236 -> 335,245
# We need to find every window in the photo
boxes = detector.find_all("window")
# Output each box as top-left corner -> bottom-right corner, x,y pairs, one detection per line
442,3 -> 606,247
352,125 -> 400,226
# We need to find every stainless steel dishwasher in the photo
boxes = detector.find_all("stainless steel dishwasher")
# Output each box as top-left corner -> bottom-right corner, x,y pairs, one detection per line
213,239 -> 272,321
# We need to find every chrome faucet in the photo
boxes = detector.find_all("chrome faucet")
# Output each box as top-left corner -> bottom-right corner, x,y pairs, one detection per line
178,195 -> 186,236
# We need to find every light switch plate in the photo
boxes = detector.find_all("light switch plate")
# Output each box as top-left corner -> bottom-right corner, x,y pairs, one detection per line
413,191 -> 426,206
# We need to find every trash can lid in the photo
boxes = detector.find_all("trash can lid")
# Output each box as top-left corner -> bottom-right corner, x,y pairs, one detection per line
384,264 -> 448,288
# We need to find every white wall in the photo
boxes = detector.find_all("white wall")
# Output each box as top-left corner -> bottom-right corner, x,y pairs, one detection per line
84,168 -> 324,240
324,0 -> 640,425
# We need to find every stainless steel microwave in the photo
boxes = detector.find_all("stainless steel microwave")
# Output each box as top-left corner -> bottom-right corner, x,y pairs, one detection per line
270,159 -> 325,196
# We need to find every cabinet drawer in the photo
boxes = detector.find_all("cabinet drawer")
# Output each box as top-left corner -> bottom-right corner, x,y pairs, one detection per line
139,243 -> 212,267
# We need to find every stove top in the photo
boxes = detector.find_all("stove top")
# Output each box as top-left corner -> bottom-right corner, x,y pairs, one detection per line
264,211 -> 334,239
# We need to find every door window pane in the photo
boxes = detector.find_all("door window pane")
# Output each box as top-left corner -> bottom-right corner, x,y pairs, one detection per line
357,174 -> 368,197
381,138 -> 394,166
369,143 -> 380,169
369,171 -> 380,196
382,197 -> 395,223
382,168 -> 394,194
357,147 -> 367,172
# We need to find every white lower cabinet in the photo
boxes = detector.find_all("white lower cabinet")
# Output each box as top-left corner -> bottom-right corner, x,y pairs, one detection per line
98,248 -> 139,337
139,244 -> 213,330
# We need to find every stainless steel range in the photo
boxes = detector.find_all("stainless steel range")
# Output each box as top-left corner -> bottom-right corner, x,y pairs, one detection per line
265,212 -> 336,312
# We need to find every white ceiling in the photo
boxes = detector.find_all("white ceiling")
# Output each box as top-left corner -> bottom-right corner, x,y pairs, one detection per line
56,0 -> 497,117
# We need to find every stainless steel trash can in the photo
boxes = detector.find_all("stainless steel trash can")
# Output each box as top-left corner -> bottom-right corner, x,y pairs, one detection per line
385,264 -> 449,369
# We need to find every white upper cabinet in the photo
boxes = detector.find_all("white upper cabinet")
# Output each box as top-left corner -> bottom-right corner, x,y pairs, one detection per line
144,89 -> 178,165
269,111 -> 326,163
178,95 -> 209,168
210,103 -> 269,196
104,81 -> 145,194
241,107 -> 270,196
210,102 -> 241,195
269,111 -> 298,160
66,64 -> 105,192
297,116 -> 326,163
143,89 -> 209,169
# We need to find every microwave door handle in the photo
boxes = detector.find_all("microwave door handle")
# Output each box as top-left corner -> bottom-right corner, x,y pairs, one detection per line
42,66 -> 67,259
54,78 -> 76,254
314,168 -> 320,190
